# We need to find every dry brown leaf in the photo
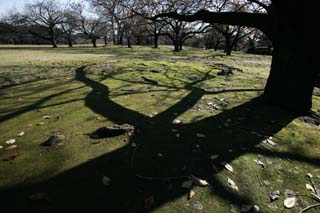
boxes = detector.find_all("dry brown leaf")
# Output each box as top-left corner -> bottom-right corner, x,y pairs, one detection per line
306,184 -> 316,193
2,155 -> 17,161
284,197 -> 296,209
191,175 -> 209,186
227,178 -> 239,191
4,145 -> 17,151
210,155 -> 219,160
144,194 -> 155,209
181,180 -> 193,188
5,139 -> 16,145
223,162 -> 234,172
18,132 -> 25,136
188,190 -> 195,200
102,176 -> 111,186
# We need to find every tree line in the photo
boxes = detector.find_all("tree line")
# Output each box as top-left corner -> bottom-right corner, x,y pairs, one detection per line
0,0 -> 271,55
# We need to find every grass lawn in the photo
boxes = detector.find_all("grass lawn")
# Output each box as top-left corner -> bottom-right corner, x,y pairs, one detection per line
0,45 -> 320,212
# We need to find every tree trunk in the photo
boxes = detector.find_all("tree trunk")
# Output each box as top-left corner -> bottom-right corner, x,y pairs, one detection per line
214,38 -> 220,51
173,41 -> 180,52
127,36 -> 132,48
263,5 -> 314,114
49,27 -> 57,48
179,42 -> 183,51
104,36 -> 107,46
154,35 -> 159,48
68,38 -> 73,48
225,35 -> 231,55
92,39 -> 97,48
111,19 -> 116,45
119,35 -> 123,45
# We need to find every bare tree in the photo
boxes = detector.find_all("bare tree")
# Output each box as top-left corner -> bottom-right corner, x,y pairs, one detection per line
60,8 -> 78,47
19,0 -> 64,48
73,3 -> 106,48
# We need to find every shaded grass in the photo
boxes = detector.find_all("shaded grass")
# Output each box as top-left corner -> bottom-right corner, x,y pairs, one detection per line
0,45 -> 319,213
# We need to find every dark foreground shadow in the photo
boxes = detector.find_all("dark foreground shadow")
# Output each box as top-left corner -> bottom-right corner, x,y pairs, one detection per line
1,67 -> 318,213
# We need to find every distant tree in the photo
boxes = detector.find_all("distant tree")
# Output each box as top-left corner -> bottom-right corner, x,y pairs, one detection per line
18,0 -> 64,48
73,3 -> 106,48
90,0 -> 126,45
60,8 -> 78,47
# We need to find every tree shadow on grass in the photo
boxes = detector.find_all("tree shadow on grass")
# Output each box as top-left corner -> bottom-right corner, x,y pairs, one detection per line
1,67 -> 319,213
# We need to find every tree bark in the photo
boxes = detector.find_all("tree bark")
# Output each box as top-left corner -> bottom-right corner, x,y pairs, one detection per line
92,39 -> 97,48
68,38 -> 73,48
173,41 -> 180,52
263,2 -> 313,113
104,36 -> 108,46
225,35 -> 232,55
214,38 -> 220,51
179,42 -> 183,51
127,36 -> 132,48
264,30 -> 313,113
49,27 -> 57,48
154,35 -> 159,48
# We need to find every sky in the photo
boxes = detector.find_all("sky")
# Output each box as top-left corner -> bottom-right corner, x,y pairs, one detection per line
0,0 -> 27,17
0,0 -> 83,18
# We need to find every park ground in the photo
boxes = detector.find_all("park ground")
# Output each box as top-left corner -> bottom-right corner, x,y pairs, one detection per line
0,45 -> 320,212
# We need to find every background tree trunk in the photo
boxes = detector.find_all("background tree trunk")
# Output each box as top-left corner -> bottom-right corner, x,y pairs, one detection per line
154,35 -> 159,48
92,39 -> 97,48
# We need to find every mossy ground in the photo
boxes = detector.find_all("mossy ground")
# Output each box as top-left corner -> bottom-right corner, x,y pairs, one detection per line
0,45 -> 320,213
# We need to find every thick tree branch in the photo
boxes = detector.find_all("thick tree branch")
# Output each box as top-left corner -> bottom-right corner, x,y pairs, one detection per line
154,10 -> 271,37
247,0 -> 270,12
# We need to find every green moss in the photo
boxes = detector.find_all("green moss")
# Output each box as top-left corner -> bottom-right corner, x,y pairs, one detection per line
0,45 -> 319,212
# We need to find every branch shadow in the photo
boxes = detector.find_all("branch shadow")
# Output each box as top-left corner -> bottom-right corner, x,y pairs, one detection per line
2,66 -> 318,213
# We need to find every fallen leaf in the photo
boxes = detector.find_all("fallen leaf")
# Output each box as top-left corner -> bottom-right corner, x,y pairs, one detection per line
254,160 -> 265,168
96,116 -> 102,121
43,115 -> 51,119
29,192 -> 47,201
262,138 -> 276,146
193,201 -> 203,210
144,194 -> 155,209
26,124 -> 33,127
253,205 -> 260,212
210,154 -> 219,160
173,119 -> 182,124
307,173 -> 313,178
37,122 -> 45,126
269,190 -> 280,202
223,162 -> 234,172
306,184 -> 316,193
181,180 -> 193,188
5,139 -> 16,144
18,131 -> 25,136
4,145 -> 18,151
284,197 -> 296,209
196,133 -> 206,138
188,190 -> 195,200
227,178 -> 239,191
2,155 -> 17,161
240,205 -> 253,212
211,163 -> 219,173
0,145 -> 3,149
191,175 -> 209,186
102,176 -> 111,186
